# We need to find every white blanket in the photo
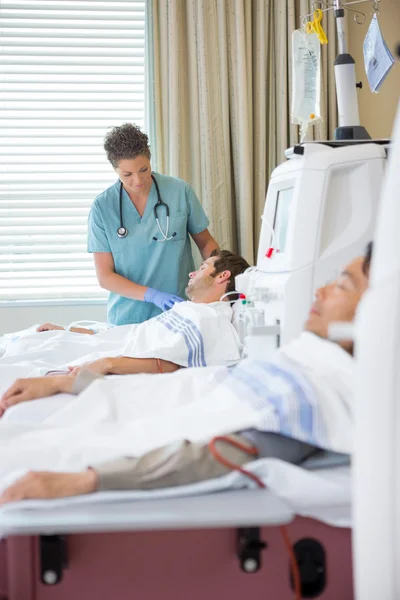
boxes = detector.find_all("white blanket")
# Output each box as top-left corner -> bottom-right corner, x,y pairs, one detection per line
276,332 -> 354,451
214,333 -> 355,453
0,333 -> 354,500
0,301 -> 241,392
0,368 -> 261,487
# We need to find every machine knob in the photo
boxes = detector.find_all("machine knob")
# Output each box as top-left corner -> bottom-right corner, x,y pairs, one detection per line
43,570 -> 58,585
243,558 -> 259,573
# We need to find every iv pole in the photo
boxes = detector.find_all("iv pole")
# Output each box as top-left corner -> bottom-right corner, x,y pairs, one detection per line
333,0 -> 371,139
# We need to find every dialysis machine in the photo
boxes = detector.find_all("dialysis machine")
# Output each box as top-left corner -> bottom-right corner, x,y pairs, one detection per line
235,140 -> 387,353
235,0 -> 391,356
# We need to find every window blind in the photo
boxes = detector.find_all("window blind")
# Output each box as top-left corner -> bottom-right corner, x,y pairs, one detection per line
0,0 -> 146,301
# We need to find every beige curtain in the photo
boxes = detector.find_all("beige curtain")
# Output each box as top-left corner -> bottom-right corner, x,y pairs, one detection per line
149,0 -> 338,264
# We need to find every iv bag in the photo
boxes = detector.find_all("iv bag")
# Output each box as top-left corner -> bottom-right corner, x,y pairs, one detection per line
363,14 -> 394,93
291,30 -> 322,141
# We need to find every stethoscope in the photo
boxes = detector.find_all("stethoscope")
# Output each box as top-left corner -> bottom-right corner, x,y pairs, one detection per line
117,174 -> 177,242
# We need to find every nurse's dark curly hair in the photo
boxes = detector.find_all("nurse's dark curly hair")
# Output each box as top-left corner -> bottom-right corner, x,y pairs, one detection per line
104,123 -> 151,168
210,250 -> 250,298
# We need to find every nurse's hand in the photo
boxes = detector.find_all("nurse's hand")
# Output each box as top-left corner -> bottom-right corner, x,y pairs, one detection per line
144,288 -> 185,312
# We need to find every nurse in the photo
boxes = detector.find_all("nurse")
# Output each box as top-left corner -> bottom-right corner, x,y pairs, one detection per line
88,123 -> 219,325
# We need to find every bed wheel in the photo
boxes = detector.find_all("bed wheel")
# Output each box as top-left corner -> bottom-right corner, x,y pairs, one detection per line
290,538 -> 326,597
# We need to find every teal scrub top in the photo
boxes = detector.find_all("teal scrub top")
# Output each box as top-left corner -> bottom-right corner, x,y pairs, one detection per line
87,172 -> 209,325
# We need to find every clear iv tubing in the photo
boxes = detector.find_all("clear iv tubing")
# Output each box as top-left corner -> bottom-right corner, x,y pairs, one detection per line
245,262 -> 291,276
219,290 -> 242,303
235,217 -> 287,276
218,291 -> 248,346
237,264 -> 291,289
219,292 -> 263,326
219,290 -> 265,339
261,215 -> 275,251
225,216 -> 275,285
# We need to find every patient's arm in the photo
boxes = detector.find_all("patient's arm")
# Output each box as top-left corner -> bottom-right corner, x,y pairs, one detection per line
0,375 -> 74,416
37,322 -> 95,335
0,435 -> 254,504
0,358 -> 178,415
68,327 -> 95,335
69,356 -> 180,376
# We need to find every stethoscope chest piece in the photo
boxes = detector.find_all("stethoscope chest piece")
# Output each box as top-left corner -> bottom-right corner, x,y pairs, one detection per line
117,226 -> 128,238
117,174 -> 176,241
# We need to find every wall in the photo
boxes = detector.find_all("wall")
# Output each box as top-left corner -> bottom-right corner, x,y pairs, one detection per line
347,0 -> 400,138
0,302 -> 107,335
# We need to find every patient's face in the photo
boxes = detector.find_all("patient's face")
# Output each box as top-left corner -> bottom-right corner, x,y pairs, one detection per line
304,257 -> 369,342
185,257 -> 218,300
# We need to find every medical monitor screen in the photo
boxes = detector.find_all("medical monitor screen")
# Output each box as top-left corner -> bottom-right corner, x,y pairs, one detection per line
273,188 -> 294,253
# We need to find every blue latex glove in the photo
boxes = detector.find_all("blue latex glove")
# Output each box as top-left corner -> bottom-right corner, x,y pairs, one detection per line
144,288 -> 185,312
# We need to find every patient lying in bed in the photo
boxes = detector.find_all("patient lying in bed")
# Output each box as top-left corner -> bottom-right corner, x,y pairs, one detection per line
0,251 -> 249,391
0,245 -> 372,504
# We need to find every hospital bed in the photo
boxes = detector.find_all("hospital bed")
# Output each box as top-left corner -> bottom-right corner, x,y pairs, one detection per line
0,452 -> 352,600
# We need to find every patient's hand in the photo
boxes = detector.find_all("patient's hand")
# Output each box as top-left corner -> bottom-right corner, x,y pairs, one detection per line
0,469 -> 98,504
0,376 -> 73,416
37,322 -> 65,332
